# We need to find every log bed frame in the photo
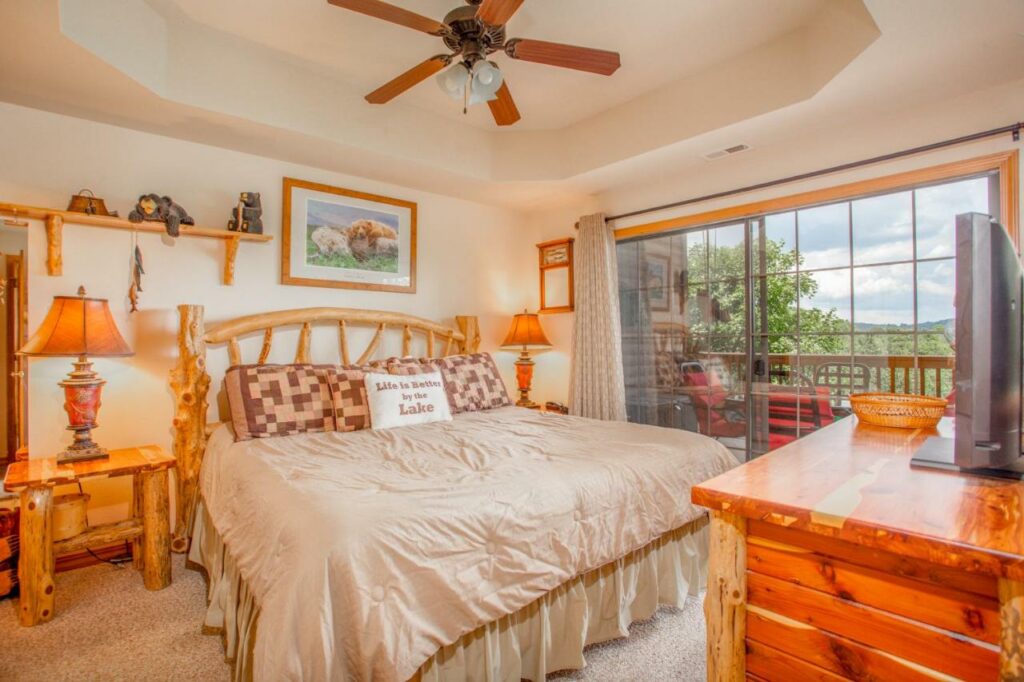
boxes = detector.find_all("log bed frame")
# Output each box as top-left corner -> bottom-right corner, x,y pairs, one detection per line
168,304 -> 480,553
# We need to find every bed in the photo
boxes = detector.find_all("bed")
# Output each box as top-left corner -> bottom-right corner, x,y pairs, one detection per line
168,305 -> 738,681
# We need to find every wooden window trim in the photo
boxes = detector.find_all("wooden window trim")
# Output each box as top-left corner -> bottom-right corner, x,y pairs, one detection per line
614,150 -> 1020,247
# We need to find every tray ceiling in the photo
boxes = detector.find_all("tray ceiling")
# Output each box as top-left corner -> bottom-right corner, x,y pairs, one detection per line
0,1 -> 1020,210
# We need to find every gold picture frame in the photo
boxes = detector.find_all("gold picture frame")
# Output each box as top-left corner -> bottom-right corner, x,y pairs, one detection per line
281,177 -> 417,293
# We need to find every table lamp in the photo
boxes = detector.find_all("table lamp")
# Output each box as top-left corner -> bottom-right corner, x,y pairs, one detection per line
500,310 -> 552,408
19,286 -> 133,463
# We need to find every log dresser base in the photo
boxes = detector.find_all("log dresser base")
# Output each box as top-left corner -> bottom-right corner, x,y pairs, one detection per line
693,417 -> 1024,682
3,445 -> 175,626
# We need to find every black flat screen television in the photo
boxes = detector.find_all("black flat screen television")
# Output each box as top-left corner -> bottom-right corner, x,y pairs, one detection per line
911,212 -> 1024,480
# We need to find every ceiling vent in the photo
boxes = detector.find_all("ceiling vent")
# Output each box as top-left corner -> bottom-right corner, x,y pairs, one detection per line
702,144 -> 751,161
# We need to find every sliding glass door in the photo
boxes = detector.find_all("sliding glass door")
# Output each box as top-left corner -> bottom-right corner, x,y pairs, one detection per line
618,171 -> 999,461
619,222 -> 752,461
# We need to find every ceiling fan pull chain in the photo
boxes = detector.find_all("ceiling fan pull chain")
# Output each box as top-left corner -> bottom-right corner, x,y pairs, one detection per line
463,68 -> 471,114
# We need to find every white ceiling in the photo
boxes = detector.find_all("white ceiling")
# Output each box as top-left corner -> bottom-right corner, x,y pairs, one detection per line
169,0 -> 827,131
0,1 -> 1021,212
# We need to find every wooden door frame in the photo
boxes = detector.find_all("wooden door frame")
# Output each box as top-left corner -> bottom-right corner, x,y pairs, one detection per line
5,253 -> 27,463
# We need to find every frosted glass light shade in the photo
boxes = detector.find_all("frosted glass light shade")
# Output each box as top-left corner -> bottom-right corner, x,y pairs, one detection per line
437,63 -> 469,100
471,61 -> 503,97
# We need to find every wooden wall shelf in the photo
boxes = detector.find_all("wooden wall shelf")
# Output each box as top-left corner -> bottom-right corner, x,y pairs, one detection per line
0,202 -> 272,286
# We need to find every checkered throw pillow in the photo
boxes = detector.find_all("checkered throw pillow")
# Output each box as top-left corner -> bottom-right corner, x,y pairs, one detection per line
330,368 -> 371,432
423,353 -> 511,414
225,364 -> 337,441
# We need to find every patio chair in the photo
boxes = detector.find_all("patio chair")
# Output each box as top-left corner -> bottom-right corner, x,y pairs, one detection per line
679,362 -> 746,439
760,379 -> 835,449
813,362 -> 870,416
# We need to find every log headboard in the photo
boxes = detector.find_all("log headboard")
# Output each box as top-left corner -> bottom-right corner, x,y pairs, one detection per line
168,304 -> 480,552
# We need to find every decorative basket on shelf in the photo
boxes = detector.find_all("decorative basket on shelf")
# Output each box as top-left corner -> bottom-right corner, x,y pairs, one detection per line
849,392 -> 947,429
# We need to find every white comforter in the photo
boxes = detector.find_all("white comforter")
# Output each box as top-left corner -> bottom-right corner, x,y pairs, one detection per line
199,407 -> 736,681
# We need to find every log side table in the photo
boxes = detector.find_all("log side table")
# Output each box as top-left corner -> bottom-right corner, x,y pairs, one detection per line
2,445 -> 175,626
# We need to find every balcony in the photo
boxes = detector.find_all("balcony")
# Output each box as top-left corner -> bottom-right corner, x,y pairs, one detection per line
707,352 -> 955,399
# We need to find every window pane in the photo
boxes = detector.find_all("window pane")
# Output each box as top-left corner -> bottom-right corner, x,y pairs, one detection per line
682,230 -> 708,284
853,263 -> 914,327
644,287 -> 672,317
800,269 -> 851,333
709,223 -> 746,281
641,241 -> 671,291
755,212 -> 796,273
620,289 -> 642,334
681,284 -> 712,334
752,275 -> 797,334
917,333 -> 953,356
710,279 -> 745,335
852,191 -> 913,265
917,259 -> 955,332
758,336 -> 799,385
798,203 -> 850,270
918,353 -> 955,398
915,176 -> 990,260
616,240 -> 640,291
853,335 -> 917,394
799,334 -> 852,358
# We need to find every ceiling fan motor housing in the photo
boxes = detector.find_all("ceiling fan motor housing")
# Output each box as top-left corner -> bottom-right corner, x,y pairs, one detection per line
442,5 -> 506,64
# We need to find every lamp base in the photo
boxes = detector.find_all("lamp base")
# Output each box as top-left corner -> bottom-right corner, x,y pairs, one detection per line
57,444 -> 109,464
514,350 -> 536,407
58,355 -> 108,465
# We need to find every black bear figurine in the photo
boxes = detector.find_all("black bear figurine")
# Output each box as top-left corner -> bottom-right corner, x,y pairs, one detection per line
128,194 -> 195,238
227,192 -> 263,234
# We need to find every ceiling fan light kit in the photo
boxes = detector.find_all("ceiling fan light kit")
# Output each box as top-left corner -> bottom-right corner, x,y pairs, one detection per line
328,0 -> 621,126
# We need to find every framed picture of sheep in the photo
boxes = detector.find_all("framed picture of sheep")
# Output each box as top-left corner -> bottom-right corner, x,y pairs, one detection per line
281,177 -> 417,293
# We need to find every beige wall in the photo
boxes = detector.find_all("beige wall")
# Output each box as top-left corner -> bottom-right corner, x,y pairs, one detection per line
0,102 -> 547,523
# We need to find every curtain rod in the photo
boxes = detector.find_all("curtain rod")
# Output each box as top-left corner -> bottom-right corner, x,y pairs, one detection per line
594,121 -> 1022,225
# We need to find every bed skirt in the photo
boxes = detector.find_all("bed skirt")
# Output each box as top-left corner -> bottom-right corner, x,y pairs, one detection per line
188,500 -> 710,681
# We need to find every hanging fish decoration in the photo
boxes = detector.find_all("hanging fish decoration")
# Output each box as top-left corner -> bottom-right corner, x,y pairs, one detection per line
128,243 -> 145,313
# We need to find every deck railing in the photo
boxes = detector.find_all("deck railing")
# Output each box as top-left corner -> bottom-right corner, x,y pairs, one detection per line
702,352 -> 955,398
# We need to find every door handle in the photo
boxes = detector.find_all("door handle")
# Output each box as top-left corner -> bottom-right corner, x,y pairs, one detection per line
9,371 -> 24,378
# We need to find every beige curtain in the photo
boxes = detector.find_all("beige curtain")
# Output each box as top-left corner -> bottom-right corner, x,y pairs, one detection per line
569,213 -> 627,421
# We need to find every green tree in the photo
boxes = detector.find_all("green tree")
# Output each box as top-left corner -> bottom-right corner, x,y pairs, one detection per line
682,239 -> 848,353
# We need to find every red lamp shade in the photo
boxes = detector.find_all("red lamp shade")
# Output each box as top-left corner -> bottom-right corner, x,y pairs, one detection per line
19,288 -> 132,463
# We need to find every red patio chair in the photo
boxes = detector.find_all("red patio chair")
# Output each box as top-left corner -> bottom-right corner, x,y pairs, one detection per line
680,364 -> 746,439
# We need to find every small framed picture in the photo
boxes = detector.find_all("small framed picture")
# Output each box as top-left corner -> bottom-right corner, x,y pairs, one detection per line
281,177 -> 417,293
646,254 -> 670,311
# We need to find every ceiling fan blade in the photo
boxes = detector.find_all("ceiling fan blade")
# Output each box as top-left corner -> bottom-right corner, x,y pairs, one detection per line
505,38 -> 620,76
476,0 -> 524,26
365,56 -> 449,104
327,0 -> 446,35
488,81 -> 521,126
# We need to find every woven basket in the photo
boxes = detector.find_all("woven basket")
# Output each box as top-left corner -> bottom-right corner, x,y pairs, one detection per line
850,392 -> 947,429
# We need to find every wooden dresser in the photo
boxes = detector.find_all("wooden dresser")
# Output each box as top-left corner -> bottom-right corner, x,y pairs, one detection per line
692,417 -> 1023,681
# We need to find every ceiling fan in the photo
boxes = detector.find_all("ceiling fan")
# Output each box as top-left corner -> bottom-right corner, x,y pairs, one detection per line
327,0 -> 621,126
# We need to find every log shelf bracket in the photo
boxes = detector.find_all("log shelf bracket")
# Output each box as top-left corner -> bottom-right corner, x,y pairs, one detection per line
0,202 -> 272,286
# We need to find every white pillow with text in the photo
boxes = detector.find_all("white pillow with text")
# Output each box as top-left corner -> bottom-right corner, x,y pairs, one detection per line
364,371 -> 453,430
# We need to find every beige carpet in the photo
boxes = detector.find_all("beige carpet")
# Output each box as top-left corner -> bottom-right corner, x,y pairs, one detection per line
1,555 -> 707,681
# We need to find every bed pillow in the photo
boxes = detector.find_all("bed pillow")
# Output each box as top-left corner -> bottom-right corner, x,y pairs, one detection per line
329,368 -> 372,432
422,352 -> 512,414
363,371 -> 452,430
225,364 -> 337,441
